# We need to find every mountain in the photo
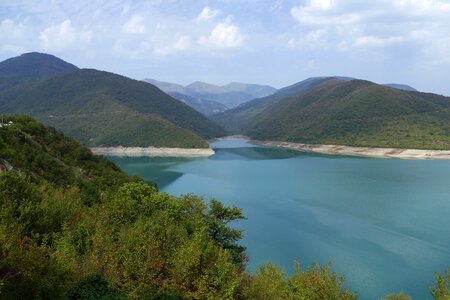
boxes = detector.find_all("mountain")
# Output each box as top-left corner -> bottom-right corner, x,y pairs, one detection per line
144,78 -> 277,109
0,65 -> 227,148
168,92 -> 228,116
0,52 -> 78,90
383,83 -> 417,92
185,81 -> 277,108
214,78 -> 450,150
212,77 -> 337,132
143,78 -> 186,94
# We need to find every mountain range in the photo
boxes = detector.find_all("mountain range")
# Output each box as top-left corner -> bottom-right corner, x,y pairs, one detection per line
0,53 -> 225,148
1,52 -> 448,151
212,77 -> 450,150
143,78 -> 277,112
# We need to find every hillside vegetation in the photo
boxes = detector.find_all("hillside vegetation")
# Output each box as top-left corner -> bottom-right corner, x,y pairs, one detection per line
0,67 -> 227,148
212,77 -> 335,132
214,78 -> 450,150
0,115 -> 375,299
0,52 -> 78,91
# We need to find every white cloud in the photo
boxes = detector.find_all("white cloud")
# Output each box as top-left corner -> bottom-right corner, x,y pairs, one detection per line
196,6 -> 220,22
122,14 -> 146,34
0,19 -> 29,54
288,0 -> 450,65
288,29 -> 328,49
353,36 -> 404,48
290,1 -> 360,25
154,35 -> 192,56
199,19 -> 245,49
39,19 -> 93,51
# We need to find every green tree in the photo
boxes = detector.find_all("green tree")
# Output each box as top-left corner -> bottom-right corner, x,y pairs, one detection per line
430,269 -> 450,300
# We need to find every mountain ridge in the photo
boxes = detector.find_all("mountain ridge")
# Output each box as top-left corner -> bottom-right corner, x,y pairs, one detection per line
213,77 -> 450,150
0,55 -> 227,148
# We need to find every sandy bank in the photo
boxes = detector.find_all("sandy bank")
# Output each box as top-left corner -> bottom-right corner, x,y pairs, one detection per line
208,135 -> 250,143
91,146 -> 215,157
251,140 -> 450,160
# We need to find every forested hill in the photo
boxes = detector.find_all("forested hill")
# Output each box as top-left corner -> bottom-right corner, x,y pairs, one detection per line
0,67 -> 227,148
214,78 -> 450,150
0,52 -> 78,90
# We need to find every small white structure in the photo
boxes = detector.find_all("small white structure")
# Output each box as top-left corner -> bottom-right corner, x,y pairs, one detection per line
0,115 -> 13,128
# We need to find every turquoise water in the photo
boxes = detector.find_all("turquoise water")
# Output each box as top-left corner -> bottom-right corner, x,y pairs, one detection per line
108,139 -> 450,299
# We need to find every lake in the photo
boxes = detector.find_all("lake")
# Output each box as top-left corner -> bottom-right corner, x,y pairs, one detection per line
108,139 -> 450,299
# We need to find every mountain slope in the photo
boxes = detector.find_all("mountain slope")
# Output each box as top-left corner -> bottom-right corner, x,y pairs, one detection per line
0,68 -> 227,148
383,83 -> 417,92
244,79 -> 450,149
168,92 -> 228,115
212,77 -> 337,132
185,81 -> 277,108
0,52 -> 78,90
143,78 -> 186,94
0,115 -> 132,191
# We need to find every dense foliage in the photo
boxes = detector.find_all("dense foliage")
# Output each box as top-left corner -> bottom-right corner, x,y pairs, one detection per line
1,116 -> 448,299
214,78 -> 450,150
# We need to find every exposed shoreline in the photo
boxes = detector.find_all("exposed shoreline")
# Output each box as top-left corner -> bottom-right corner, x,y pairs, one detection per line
90,146 -> 215,157
207,135 -> 250,143
251,140 -> 450,160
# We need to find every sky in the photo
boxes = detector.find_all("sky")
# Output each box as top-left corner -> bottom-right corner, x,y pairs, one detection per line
1,0 -> 450,95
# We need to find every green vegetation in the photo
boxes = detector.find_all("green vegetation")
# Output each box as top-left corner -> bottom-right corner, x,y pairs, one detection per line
1,116 -> 448,299
0,52 -> 78,91
0,53 -> 227,148
214,78 -> 450,150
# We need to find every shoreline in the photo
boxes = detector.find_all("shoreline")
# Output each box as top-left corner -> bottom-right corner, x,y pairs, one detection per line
207,135 -> 250,143
251,140 -> 450,160
90,146 -> 215,157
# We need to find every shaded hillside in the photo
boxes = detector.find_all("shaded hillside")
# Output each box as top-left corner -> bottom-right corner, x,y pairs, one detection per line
0,52 -> 78,90
0,69 -> 227,148
212,77 -> 336,132
244,79 -> 450,150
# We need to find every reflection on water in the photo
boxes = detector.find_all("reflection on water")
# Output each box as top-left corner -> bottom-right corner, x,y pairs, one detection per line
108,139 -> 450,300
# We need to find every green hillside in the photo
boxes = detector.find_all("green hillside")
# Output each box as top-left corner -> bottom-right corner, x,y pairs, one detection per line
212,77 -> 336,132
243,79 -> 450,150
0,52 -> 78,90
0,68 -> 227,148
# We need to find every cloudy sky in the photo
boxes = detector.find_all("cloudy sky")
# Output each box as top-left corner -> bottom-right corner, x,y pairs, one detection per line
1,0 -> 450,95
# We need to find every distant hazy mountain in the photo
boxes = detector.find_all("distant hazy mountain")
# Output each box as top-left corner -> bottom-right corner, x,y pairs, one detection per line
0,52 -> 78,90
169,92 -> 228,116
144,78 -> 277,109
0,53 -> 227,148
143,78 -> 186,94
143,79 -> 228,115
382,83 -> 417,92
213,77 -> 450,150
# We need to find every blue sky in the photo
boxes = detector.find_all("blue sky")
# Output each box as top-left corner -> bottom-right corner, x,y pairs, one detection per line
1,0 -> 450,95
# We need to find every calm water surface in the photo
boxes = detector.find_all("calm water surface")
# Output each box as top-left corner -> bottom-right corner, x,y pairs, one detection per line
108,139 -> 450,299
